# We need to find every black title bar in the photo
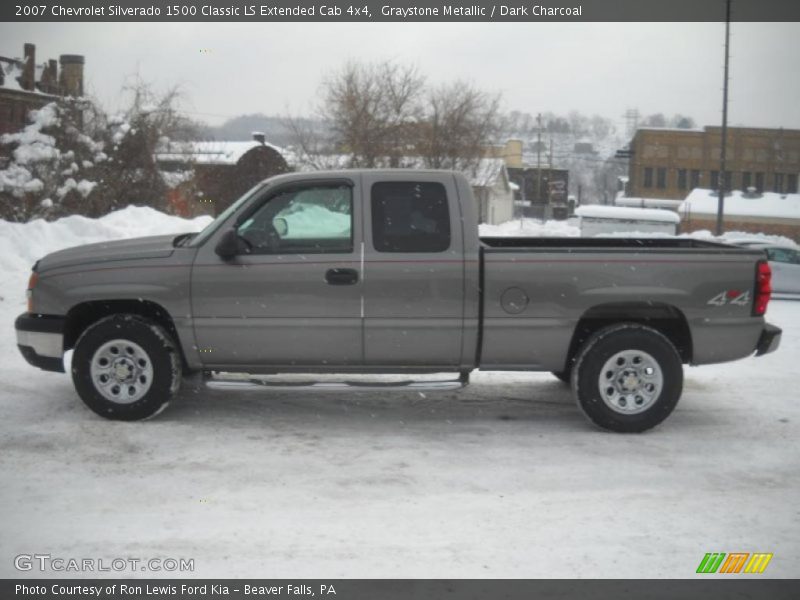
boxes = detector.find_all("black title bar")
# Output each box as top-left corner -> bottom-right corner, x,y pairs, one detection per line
3,0 -> 800,22
3,579 -> 800,600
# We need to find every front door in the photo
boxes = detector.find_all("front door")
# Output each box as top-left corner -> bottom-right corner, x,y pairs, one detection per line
190,179 -> 363,368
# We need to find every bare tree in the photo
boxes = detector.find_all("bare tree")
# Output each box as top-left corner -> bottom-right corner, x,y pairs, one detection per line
641,113 -> 667,128
320,60 -> 425,167
417,80 -> 501,171
284,114 -> 342,170
294,60 -> 503,173
94,78 -> 200,214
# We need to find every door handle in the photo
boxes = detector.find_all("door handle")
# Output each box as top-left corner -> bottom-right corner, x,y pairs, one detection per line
325,268 -> 359,285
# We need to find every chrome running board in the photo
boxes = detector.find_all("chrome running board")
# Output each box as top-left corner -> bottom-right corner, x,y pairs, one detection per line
206,372 -> 469,393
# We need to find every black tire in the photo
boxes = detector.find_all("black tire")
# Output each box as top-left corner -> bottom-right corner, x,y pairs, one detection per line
572,323 -> 683,433
71,314 -> 181,421
551,369 -> 571,384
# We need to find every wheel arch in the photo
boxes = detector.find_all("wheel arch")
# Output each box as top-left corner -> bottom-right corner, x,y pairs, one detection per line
63,299 -> 189,371
564,302 -> 693,371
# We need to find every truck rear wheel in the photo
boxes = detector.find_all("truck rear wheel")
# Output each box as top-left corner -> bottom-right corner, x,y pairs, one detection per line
572,323 -> 682,433
72,314 -> 181,421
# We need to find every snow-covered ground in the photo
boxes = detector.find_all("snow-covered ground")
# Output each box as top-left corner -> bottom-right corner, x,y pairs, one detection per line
1,209 -> 798,578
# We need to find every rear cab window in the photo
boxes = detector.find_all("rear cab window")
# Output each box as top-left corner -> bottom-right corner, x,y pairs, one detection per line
371,181 -> 450,253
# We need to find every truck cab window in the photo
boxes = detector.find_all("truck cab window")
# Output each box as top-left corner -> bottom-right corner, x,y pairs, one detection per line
371,181 -> 450,253
238,185 -> 353,254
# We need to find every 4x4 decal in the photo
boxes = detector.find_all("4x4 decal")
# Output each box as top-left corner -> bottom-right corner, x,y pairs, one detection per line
707,290 -> 751,306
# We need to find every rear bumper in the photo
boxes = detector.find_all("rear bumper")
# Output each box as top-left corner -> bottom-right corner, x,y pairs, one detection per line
15,313 -> 65,373
755,323 -> 782,357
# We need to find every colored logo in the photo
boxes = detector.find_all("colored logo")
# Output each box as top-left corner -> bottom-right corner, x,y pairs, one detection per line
696,552 -> 773,574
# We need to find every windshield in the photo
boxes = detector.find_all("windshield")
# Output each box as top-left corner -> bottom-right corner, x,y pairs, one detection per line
189,182 -> 267,247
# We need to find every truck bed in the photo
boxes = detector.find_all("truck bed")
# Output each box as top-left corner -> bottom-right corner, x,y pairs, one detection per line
477,236 -> 767,372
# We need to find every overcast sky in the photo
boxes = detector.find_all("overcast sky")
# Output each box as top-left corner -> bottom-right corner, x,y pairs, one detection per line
2,22 -> 799,131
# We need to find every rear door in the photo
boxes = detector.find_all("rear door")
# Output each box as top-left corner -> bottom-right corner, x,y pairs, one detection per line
360,172 -> 465,367
190,178 -> 363,368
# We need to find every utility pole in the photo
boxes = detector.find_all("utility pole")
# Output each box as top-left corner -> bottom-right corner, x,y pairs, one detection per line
536,112 -> 543,207
623,108 -> 640,139
548,137 -> 553,208
716,0 -> 732,235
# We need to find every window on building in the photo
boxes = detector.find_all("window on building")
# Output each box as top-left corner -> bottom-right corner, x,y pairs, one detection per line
774,173 -> 784,193
371,181 -> 451,253
742,172 -> 752,190
723,171 -> 732,191
643,167 -> 653,188
656,168 -> 667,189
710,170 -> 719,190
690,170 -> 700,189
755,172 -> 764,192
677,169 -> 687,190
788,174 -> 798,194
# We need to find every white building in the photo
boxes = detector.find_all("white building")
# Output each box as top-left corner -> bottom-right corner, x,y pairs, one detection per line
575,205 -> 680,236
468,158 -> 514,225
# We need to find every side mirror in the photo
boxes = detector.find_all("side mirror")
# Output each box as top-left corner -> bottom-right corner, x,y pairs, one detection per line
274,217 -> 288,237
215,229 -> 241,259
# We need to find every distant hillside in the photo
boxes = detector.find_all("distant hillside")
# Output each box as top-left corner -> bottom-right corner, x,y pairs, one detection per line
205,113 -> 321,146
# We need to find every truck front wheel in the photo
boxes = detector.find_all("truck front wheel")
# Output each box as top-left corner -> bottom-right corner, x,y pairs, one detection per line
572,323 -> 682,433
71,314 -> 181,421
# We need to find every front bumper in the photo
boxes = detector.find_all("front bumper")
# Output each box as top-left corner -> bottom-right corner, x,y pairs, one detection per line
15,313 -> 65,372
755,323 -> 782,357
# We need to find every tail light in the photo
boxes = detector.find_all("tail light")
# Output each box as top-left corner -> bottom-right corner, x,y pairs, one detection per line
753,260 -> 772,316
26,271 -> 39,313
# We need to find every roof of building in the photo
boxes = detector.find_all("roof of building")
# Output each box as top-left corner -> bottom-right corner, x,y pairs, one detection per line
636,126 -> 704,134
576,204 -> 681,224
155,140 -> 286,166
467,158 -> 508,188
614,192 -> 683,210
680,188 -> 800,221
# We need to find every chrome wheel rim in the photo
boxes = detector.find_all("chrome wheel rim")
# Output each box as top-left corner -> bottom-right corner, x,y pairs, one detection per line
598,349 -> 663,415
90,339 -> 154,404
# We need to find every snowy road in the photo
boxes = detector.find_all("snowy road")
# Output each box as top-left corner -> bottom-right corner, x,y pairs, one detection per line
1,298 -> 798,578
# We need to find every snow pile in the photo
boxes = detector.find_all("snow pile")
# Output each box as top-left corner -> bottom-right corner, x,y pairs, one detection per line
709,231 -> 798,247
0,163 -> 44,196
598,228 -> 798,247
0,61 -> 25,91
479,218 -> 580,237
3,110 -> 61,166
0,105 -> 61,197
0,206 -> 212,298
681,188 -> 800,220
576,204 -> 680,224
160,169 -> 194,189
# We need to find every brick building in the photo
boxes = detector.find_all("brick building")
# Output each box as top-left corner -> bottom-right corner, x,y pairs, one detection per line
680,188 -> 800,242
155,137 -> 290,216
627,126 -> 800,200
0,43 -> 84,139
487,139 -> 570,219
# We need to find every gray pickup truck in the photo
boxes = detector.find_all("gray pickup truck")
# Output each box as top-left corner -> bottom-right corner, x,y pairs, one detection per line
15,169 -> 781,432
